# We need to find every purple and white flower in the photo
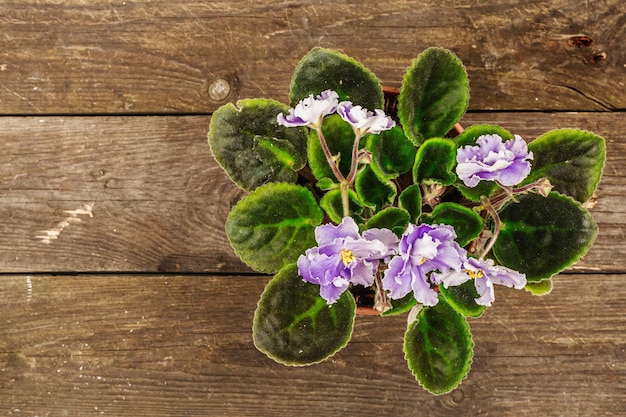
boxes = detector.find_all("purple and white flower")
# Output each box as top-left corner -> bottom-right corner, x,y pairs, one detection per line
277,90 -> 339,129
297,217 -> 397,304
382,223 -> 466,307
439,257 -> 527,306
337,101 -> 395,136
456,134 -> 533,188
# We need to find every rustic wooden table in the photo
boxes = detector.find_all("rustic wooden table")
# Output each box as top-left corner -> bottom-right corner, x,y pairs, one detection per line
1,1 -> 624,416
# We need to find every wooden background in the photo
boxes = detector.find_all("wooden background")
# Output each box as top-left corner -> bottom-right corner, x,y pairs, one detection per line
1,1 -> 624,415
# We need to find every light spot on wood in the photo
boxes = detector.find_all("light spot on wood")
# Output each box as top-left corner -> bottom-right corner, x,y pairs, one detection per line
36,202 -> 95,244
26,276 -> 33,302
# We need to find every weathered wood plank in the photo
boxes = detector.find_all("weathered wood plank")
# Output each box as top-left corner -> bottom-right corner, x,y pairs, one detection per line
0,112 -> 624,273
0,115 -> 248,273
0,0 -> 624,114
1,273 -> 624,416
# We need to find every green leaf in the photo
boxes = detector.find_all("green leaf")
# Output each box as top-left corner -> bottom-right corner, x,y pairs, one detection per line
421,203 -> 484,247
457,179 -> 499,203
453,124 -> 513,148
308,114 -> 359,183
319,189 -> 364,224
208,99 -> 308,191
226,183 -> 323,273
440,280 -> 486,318
413,138 -> 457,185
316,177 -> 336,191
382,293 -> 418,317
253,263 -> 356,365
524,129 -> 606,202
365,126 -> 417,180
289,47 -> 384,110
365,207 -> 410,237
404,298 -> 474,395
525,279 -> 553,296
399,184 -> 423,223
398,47 -> 470,145
355,165 -> 397,211
493,192 -> 598,281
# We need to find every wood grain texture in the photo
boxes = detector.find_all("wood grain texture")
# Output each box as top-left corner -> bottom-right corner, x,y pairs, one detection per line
0,0 -> 624,115
1,1 -> 624,415
0,113 -> 623,274
1,273 -> 624,416
0,116 -> 248,273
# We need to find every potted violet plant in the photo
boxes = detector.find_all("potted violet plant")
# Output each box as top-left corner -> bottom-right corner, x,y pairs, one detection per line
207,47 -> 605,394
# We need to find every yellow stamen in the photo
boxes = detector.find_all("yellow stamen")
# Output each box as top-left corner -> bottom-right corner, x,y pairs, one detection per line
340,249 -> 355,266
468,269 -> 484,279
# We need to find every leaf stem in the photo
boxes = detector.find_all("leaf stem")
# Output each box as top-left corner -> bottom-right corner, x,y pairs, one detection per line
345,133 -> 364,185
490,177 -> 552,210
479,195 -> 501,260
315,126 -> 346,183
340,182 -> 350,218
373,269 -> 392,314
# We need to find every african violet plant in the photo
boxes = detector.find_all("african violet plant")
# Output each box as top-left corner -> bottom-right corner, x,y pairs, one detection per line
207,47 -> 605,394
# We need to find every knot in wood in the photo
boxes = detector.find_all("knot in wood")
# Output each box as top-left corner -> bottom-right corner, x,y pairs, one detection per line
208,78 -> 231,101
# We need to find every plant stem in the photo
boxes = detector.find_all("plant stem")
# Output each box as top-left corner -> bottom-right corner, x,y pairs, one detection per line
345,133 -> 364,185
373,270 -> 392,314
340,182 -> 350,218
479,195 -> 501,260
315,126 -> 345,183
490,177 -> 552,210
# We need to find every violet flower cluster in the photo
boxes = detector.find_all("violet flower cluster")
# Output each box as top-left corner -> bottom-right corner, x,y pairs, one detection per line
277,89 -> 395,136
298,217 -> 527,308
297,217 -> 397,304
456,134 -> 533,188
281,90 -> 534,310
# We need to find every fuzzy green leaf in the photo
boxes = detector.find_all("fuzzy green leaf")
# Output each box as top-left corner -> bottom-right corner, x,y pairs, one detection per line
226,183 -> 323,273
208,99 -> 308,191
456,179 -> 500,203
253,264 -> 356,365
398,47 -> 470,145
399,184 -> 423,223
493,192 -> 598,281
289,47 -> 384,110
319,189 -> 364,224
440,281 -> 486,318
453,124 -> 514,148
413,138 -> 457,185
355,165 -> 397,211
404,298 -> 474,395
365,126 -> 417,180
421,202 -> 484,247
524,129 -> 606,202
525,279 -> 553,296
365,207 -> 411,237
382,293 -> 419,317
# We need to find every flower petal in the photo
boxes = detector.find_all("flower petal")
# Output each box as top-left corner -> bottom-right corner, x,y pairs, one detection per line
474,275 -> 495,306
383,256 -> 412,299
410,267 -> 439,306
315,216 -> 360,245
277,90 -> 339,129
456,133 -> 533,187
337,101 -> 395,135
319,277 -> 350,304
437,270 -> 471,287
